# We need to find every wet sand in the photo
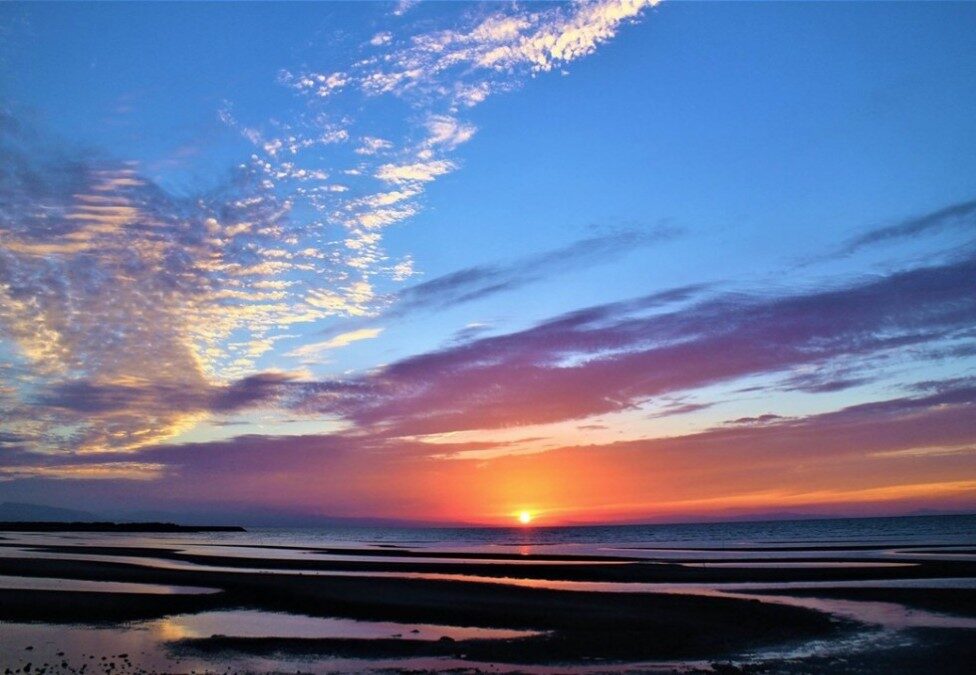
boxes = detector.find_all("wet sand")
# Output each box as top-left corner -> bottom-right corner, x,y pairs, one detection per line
0,561 -> 837,656
749,587 -> 976,618
7,540 -> 976,583
0,534 -> 974,673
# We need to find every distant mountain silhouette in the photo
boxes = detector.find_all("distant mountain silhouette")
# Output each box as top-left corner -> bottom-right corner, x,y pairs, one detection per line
0,501 -> 98,522
0,521 -> 245,533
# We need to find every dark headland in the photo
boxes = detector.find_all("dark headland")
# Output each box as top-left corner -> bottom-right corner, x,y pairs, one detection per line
0,521 -> 245,532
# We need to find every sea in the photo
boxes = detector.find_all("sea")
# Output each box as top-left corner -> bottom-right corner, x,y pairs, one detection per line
181,513 -> 976,550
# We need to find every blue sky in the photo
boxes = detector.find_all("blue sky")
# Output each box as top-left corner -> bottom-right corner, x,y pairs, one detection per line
1,1 -> 975,523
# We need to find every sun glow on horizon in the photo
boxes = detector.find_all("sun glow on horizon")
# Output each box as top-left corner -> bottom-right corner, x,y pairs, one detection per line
518,510 -> 533,525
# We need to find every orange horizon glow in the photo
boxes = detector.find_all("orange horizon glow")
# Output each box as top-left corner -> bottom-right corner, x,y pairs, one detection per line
175,427 -> 976,527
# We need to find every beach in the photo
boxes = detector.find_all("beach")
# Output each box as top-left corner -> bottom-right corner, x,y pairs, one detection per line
0,515 -> 974,673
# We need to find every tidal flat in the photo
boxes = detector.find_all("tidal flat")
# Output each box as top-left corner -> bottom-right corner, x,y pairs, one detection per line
0,516 -> 974,673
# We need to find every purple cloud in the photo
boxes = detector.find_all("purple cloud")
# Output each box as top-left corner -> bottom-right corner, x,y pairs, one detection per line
295,255 -> 976,436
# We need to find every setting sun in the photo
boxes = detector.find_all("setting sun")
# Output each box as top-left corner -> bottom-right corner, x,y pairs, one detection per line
518,511 -> 533,525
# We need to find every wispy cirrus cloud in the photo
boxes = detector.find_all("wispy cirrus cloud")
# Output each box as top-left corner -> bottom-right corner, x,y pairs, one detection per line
388,226 -> 683,319
350,0 -> 661,100
840,197 -> 976,255
233,0 -> 661,324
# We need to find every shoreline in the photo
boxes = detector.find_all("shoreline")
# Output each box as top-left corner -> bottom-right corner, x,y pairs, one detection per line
0,531 -> 973,673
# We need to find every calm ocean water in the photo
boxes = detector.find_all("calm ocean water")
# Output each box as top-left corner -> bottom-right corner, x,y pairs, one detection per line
177,514 -> 976,551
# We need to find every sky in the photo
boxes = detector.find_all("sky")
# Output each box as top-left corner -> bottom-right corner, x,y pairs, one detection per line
1,1 -> 975,526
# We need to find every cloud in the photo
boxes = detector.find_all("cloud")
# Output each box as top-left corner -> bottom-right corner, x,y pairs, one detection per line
217,1 -> 661,345
6,114 -> 971,466
4,380 -> 973,522
283,70 -> 350,98
370,31 -> 393,47
0,116 -> 378,453
288,328 -> 384,359
773,359 -> 881,394
374,159 -> 456,184
295,254 -> 976,436
33,371 -> 301,421
309,226 -> 684,345
646,401 -> 715,419
392,0 -> 418,18
355,136 -> 394,156
841,197 -> 976,254
423,115 -> 476,150
358,0 -> 660,102
389,226 -> 684,318
306,280 -> 375,316
725,414 -> 788,427
476,0 -> 660,72
0,462 -> 166,481
0,431 -> 27,448
450,322 -> 492,344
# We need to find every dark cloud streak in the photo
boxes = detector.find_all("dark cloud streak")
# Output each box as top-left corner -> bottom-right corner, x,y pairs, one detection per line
298,255 -> 976,435
841,197 -> 976,254
374,225 -> 683,323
